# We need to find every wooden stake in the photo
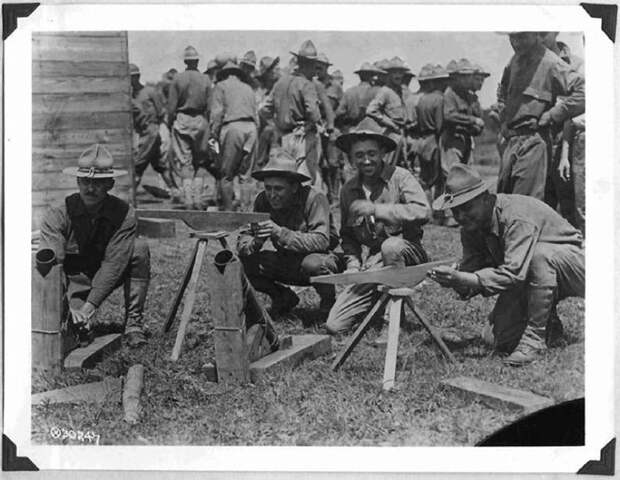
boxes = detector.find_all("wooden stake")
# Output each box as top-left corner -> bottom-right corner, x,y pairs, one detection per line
163,239 -> 200,333
123,364 -> 144,424
382,298 -> 403,391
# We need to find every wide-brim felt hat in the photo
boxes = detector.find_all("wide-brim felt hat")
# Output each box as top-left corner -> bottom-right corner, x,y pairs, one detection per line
252,149 -> 311,183
384,56 -> 412,73
448,58 -> 476,75
183,46 -> 200,61
316,52 -> 332,66
240,50 -> 257,69
354,62 -> 385,75
216,61 -> 246,81
63,144 -> 127,178
432,164 -> 493,210
472,63 -> 491,77
257,56 -> 280,77
290,40 -> 319,61
418,63 -> 450,81
335,117 -> 397,153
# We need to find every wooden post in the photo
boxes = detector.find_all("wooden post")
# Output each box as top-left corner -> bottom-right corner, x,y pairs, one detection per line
208,252 -> 249,384
31,251 -> 65,371
382,298 -> 402,391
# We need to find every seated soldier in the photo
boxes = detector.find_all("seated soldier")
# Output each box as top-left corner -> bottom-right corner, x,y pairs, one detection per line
428,164 -> 584,366
36,144 -> 151,348
325,117 -> 431,335
237,150 -> 341,317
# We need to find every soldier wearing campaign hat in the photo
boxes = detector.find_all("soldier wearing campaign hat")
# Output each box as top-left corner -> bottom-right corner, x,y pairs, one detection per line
37,144 -> 151,348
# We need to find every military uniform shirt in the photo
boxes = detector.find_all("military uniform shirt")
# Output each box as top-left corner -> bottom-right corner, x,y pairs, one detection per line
210,75 -> 258,137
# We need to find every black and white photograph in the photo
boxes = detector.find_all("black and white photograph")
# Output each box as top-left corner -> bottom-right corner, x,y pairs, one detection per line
3,2 -> 616,474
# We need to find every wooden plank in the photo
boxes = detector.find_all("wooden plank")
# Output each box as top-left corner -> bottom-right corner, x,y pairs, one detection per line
33,147 -> 128,171
137,218 -> 176,238
32,169 -> 131,190
64,333 -> 122,370
250,335 -> 332,382
33,111 -> 132,132
209,258 -> 250,384
35,31 -> 126,39
135,209 -> 270,232
331,292 -> 390,371
122,364 -> 144,424
31,377 -> 122,405
32,92 -> 130,113
32,128 -> 130,147
311,258 -> 456,288
170,240 -> 206,361
33,76 -> 129,94
31,254 -> 64,371
33,61 -> 128,78
33,35 -> 125,62
441,376 -> 554,413
163,240 -> 200,333
382,298 -> 402,392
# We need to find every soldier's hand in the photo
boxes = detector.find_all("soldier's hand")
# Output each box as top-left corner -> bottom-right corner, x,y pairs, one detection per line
538,111 -> 553,127
255,220 -> 282,240
428,266 -> 480,289
350,200 -> 375,217
557,155 -> 571,182
70,302 -> 96,328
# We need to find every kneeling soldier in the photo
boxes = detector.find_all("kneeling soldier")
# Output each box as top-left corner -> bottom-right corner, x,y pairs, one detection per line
428,164 -> 584,365
326,118 -> 431,335
37,144 -> 151,348
237,150 -> 341,317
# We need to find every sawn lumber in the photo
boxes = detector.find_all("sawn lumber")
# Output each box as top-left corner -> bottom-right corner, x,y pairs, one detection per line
135,209 -> 269,232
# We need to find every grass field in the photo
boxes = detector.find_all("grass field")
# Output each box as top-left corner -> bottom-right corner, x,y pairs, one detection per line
31,153 -> 584,446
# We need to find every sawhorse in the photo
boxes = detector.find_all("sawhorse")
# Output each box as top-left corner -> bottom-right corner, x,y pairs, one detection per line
331,285 -> 456,391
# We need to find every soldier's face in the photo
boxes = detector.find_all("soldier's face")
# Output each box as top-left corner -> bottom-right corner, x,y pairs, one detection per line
451,195 -> 488,231
350,139 -> 384,179
264,176 -> 299,210
509,32 -> 540,54
77,177 -> 114,208
472,74 -> 485,91
388,71 -> 404,86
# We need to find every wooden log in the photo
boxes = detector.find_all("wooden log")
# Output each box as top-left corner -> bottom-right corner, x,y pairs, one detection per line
311,258 -> 455,288
31,252 -> 65,371
136,209 -> 270,232
382,298 -> 403,391
32,377 -> 122,405
137,218 -> 176,239
209,256 -> 250,384
123,365 -> 145,424
441,376 -> 554,413
250,335 -> 332,382
163,240 -> 200,333
64,334 -> 122,370
170,240 -> 206,361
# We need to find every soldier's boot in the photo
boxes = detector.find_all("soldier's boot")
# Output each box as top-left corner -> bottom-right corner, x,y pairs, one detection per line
160,170 -> 181,203
124,277 -> 149,348
504,286 -> 555,366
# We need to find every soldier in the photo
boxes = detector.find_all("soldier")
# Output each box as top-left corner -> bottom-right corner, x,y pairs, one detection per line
471,63 -> 490,94
168,45 -> 213,210
36,145 -> 151,348
429,164 -> 584,365
325,118 -> 430,335
260,40 -> 322,185
239,50 -> 259,89
255,56 -> 281,169
335,62 -> 383,130
210,60 -> 259,211
129,64 -> 179,200
366,56 -> 415,167
441,58 -> 484,168
203,59 -> 218,83
237,150 -> 341,317
496,32 -> 584,201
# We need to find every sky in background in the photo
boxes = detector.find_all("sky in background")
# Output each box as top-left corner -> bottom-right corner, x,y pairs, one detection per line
129,31 -> 584,109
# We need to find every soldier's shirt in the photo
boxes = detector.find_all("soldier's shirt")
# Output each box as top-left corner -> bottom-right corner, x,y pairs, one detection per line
415,90 -> 444,134
442,86 -> 482,136
260,72 -> 321,133
210,75 -> 258,138
313,78 -> 336,131
38,196 -> 137,308
237,185 -> 337,256
459,193 -> 583,296
335,81 -> 380,127
339,164 -> 429,268
167,68 -> 212,117
366,84 -> 410,131
498,45 -> 584,129
132,84 -> 166,133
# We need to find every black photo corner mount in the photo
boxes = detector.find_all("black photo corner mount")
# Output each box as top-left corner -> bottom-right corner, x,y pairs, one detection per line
2,2 -> 39,40
581,3 -> 618,42
578,438 -> 616,475
2,435 -> 38,471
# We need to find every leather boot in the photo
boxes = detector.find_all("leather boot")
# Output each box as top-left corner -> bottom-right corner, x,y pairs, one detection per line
314,284 -> 336,315
504,286 -> 556,366
123,277 -> 149,348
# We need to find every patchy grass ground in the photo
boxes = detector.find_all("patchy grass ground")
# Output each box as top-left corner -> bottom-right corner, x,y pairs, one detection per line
31,159 -> 584,446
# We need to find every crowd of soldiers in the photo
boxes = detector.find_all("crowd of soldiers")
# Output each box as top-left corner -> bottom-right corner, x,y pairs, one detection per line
37,32 -> 585,367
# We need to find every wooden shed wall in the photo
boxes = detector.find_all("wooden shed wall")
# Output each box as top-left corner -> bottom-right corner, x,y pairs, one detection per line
32,31 -> 134,229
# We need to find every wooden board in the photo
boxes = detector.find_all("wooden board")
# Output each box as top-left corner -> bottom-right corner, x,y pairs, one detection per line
137,218 -> 176,238
33,76 -> 129,94
31,377 -> 122,405
33,92 -> 130,114
441,376 -> 554,413
32,128 -> 130,147
136,209 -> 270,232
382,298 -> 402,391
33,35 -> 127,62
33,111 -> 132,131
33,60 -> 128,78
249,335 -> 331,382
311,258 -> 456,288
64,334 -> 122,370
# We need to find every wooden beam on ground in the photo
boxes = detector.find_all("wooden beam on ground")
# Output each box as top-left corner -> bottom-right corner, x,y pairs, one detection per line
250,335 -> 331,382
123,365 -> 144,424
31,377 -> 122,405
135,209 -> 269,232
137,218 -> 175,238
64,333 -> 122,370
310,258 -> 455,288
441,376 -> 554,413
163,239 -> 200,333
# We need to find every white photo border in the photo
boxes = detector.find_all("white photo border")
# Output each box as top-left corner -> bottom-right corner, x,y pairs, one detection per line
4,2 -> 614,473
